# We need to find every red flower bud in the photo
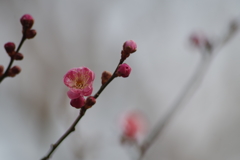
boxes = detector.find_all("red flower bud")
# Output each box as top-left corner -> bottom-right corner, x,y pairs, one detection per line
116,63 -> 132,78
85,96 -> 96,109
101,71 -> 112,85
70,96 -> 85,109
20,14 -> 34,29
4,42 -> 16,56
14,53 -> 24,60
25,29 -> 37,39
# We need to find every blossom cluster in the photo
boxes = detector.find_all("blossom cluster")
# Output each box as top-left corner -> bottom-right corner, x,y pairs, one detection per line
63,40 -> 137,109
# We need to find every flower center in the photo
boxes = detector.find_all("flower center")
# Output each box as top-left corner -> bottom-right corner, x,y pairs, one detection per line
73,72 -> 90,89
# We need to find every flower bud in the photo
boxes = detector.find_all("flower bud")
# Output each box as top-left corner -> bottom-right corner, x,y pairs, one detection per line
25,29 -> 37,39
7,66 -> 21,77
11,66 -> 21,74
123,40 -> 137,54
70,96 -> 85,109
20,14 -> 34,29
4,42 -> 15,56
116,63 -> 131,78
85,96 -> 96,109
14,53 -> 24,60
101,71 -> 112,85
0,65 -> 4,76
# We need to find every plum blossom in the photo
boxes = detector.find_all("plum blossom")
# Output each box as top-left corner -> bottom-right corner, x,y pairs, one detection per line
64,67 -> 95,99
120,111 -> 146,140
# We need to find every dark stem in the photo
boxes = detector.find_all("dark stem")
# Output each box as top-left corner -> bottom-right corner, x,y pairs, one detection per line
0,35 -> 26,83
41,108 -> 87,160
94,59 -> 124,98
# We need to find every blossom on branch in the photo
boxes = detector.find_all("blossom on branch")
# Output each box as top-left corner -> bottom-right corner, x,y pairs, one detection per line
63,67 -> 95,99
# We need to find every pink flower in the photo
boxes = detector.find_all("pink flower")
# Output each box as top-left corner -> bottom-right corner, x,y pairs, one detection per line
64,67 -> 95,99
120,111 -> 146,139
70,96 -> 85,109
116,63 -> 131,78
123,40 -> 137,54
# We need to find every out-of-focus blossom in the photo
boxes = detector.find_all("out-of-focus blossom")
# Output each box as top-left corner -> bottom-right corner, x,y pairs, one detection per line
120,111 -> 146,140
116,63 -> 131,78
70,96 -> 85,109
189,32 -> 212,50
64,67 -> 95,99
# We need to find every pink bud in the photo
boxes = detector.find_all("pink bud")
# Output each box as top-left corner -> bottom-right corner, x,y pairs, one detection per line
85,96 -> 96,109
20,14 -> 34,29
120,111 -> 146,140
116,63 -> 131,78
123,40 -> 137,54
4,42 -> 15,56
70,96 -> 85,109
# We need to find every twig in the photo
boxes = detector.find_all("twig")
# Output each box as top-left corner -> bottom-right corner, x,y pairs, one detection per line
41,59 -> 124,160
0,35 -> 26,83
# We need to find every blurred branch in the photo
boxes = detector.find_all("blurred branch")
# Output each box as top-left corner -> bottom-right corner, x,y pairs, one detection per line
137,19 -> 239,160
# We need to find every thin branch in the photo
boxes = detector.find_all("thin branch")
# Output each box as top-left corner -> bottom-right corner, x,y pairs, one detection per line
41,57 -> 125,160
0,35 -> 26,83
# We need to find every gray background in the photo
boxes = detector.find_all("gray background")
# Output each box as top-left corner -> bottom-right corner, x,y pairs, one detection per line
0,0 -> 240,160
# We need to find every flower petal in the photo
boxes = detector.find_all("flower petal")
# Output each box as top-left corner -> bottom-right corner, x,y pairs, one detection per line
67,90 -> 80,99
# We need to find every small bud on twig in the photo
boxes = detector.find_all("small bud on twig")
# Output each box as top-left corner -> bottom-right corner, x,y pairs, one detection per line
4,42 -> 16,57
20,14 -> 34,29
14,53 -> 24,60
25,29 -> 37,39
101,71 -> 112,85
85,96 -> 96,109
116,63 -> 132,78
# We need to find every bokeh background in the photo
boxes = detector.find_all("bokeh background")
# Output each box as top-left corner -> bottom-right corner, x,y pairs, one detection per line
0,0 -> 240,160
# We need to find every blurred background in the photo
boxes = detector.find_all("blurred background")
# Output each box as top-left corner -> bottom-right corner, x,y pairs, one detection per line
0,0 -> 240,160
